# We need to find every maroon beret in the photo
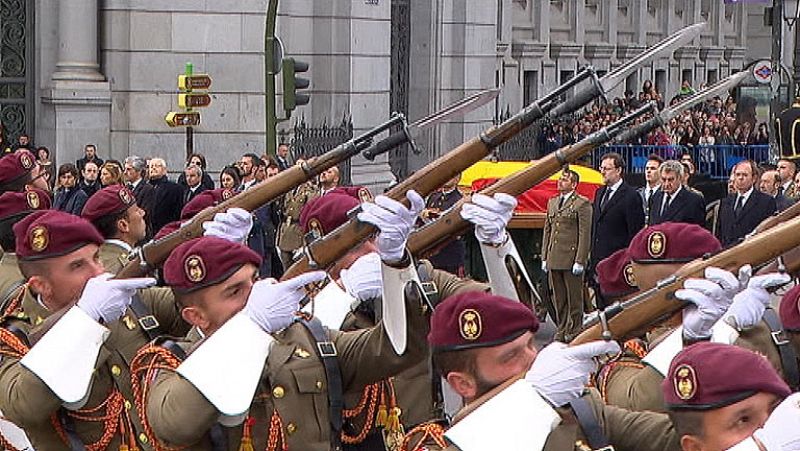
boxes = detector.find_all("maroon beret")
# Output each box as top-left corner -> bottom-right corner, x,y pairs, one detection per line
428,291 -> 539,351
14,210 -> 104,261
300,189 -> 362,236
81,185 -> 137,222
779,285 -> 800,331
629,222 -> 721,264
153,221 -> 181,241
0,150 -> 37,188
0,189 -> 51,221
164,236 -> 262,293
596,248 -> 637,298
663,342 -> 791,410
328,186 -> 373,202
180,188 -> 236,220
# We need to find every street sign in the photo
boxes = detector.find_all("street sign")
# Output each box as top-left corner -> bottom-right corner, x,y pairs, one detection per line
178,93 -> 212,109
178,74 -> 213,90
752,60 -> 772,85
165,111 -> 201,127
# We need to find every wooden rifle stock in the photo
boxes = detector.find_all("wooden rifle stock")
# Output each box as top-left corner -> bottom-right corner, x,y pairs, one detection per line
571,214 -> 800,345
281,69 -> 604,280
405,104 -> 655,257
115,117 -> 401,279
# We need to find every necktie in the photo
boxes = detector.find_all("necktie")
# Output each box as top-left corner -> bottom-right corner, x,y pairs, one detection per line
734,195 -> 744,215
660,194 -> 671,216
778,185 -> 784,197
558,196 -> 564,209
600,189 -> 611,210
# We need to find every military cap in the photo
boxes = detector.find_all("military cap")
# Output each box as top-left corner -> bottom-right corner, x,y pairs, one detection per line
779,285 -> 800,331
629,222 -> 721,264
80,185 -> 137,222
596,248 -> 637,298
663,342 -> 791,410
428,291 -> 539,352
164,236 -> 261,293
0,189 -> 51,221
0,149 -> 37,189
180,188 -> 236,220
153,220 -> 181,241
299,188 -> 366,236
14,210 -> 104,261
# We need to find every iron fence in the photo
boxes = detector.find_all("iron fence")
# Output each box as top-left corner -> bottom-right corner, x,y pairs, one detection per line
288,114 -> 353,185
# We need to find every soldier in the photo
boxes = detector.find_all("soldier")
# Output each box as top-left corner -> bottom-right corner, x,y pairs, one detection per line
776,158 -> 796,199
662,342 -> 791,450
0,211 -> 160,450
0,149 -> 50,194
422,173 -> 466,275
277,175 -> 320,268
403,291 -> 680,451
0,189 -> 50,306
138,190 -> 433,451
541,167 -> 592,339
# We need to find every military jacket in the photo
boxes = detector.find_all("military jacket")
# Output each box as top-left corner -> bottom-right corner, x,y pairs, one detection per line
143,274 -> 431,451
278,182 -> 320,252
541,193 -> 592,270
0,253 -> 24,310
0,283 -> 187,450
403,389 -> 679,451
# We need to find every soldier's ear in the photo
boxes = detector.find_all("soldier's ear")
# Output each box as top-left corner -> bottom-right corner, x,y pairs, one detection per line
679,434 -> 703,451
445,371 -> 477,400
180,305 -> 209,331
27,275 -> 51,302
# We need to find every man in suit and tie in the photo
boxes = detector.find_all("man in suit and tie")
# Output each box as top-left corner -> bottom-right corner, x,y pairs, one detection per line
182,164 -> 207,204
647,160 -> 705,226
589,152 -> 645,308
759,168 -> 794,212
638,154 -> 662,224
123,155 -> 155,237
716,160 -> 777,247
541,167 -> 592,341
276,143 -> 291,172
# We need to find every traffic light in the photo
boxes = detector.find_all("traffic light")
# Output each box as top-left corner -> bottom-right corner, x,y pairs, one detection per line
282,57 -> 310,112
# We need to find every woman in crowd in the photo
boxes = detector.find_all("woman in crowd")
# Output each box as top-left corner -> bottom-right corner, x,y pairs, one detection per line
100,161 -> 124,187
219,165 -> 241,190
53,163 -> 89,215
178,152 -> 215,190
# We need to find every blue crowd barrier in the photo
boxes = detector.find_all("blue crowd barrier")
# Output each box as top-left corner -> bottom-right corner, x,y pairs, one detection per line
591,144 -> 772,180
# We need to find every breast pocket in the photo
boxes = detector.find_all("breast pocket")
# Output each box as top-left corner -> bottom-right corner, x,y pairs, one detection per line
291,365 -> 328,441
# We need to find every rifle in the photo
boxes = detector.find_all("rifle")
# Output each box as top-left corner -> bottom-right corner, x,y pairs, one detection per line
572,214 -> 800,345
117,115 -> 405,279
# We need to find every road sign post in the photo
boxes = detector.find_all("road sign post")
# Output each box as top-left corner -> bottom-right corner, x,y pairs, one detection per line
166,62 -> 213,160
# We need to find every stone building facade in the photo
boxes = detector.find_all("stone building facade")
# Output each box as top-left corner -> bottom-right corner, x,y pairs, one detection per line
6,0 -> 789,191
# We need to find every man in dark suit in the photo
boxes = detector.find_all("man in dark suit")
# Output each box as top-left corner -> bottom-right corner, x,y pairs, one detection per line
182,164 -> 207,204
123,155 -> 156,238
717,160 -> 777,247
75,143 -> 104,179
589,152 -> 645,308
276,143 -> 291,172
147,157 -> 184,236
638,154 -> 662,224
760,168 -> 795,212
422,174 -> 465,275
648,160 -> 706,226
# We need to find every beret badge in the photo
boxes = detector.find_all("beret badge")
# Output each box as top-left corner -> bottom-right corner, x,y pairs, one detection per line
674,364 -> 697,401
25,191 -> 39,209
647,231 -> 666,259
185,255 -> 207,283
29,225 -> 49,253
459,309 -> 482,341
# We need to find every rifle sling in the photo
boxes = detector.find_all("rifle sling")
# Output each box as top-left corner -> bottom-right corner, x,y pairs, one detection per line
569,397 -> 611,450
762,307 -> 799,390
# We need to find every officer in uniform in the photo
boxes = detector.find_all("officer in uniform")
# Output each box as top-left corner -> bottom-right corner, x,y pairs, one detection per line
0,211 -> 162,450
0,148 -> 50,194
0,189 -> 50,308
139,190 -> 434,451
662,342 -> 792,450
278,178 -> 320,268
421,174 -> 466,275
594,223 -> 791,413
403,291 -> 680,451
541,167 -> 592,339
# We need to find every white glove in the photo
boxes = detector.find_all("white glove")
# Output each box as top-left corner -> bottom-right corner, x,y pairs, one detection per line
676,277 -> 734,340
751,393 -> 800,451
525,340 -> 620,407
725,272 -> 791,330
243,270 -> 326,332
340,252 -> 383,301
572,263 -> 584,276
460,193 -> 517,244
705,265 -> 752,301
357,190 -> 425,263
541,260 -> 547,273
203,208 -> 253,243
77,273 -> 157,323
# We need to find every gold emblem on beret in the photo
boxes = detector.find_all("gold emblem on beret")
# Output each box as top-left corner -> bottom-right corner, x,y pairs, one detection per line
118,187 -> 134,206
623,263 -> 636,287
308,218 -> 324,237
357,188 -> 373,203
19,153 -> 34,170
25,191 -> 40,209
222,189 -> 234,200
647,231 -> 666,259
184,254 -> 206,283
673,364 -> 697,401
29,225 -> 49,253
459,308 -> 482,341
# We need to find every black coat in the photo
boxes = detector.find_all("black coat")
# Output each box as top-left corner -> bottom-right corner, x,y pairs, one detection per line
426,189 -> 465,272
131,179 -> 157,239
53,187 -> 88,216
148,175 -> 184,235
716,190 -> 776,247
648,188 -> 706,226
590,182 -> 645,272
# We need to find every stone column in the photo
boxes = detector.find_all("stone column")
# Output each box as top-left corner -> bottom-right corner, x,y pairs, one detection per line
43,0 -> 111,166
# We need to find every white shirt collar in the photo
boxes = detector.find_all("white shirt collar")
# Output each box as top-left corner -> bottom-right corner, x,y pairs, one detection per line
606,178 -> 623,195
737,187 -> 754,204
105,239 -> 133,253
130,178 -> 142,190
